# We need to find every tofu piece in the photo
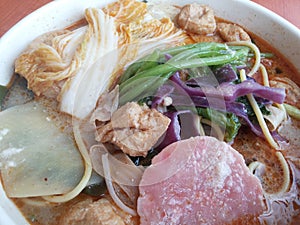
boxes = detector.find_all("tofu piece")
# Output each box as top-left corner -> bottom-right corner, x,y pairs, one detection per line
177,4 -> 216,35
217,22 -> 251,42
96,102 -> 170,157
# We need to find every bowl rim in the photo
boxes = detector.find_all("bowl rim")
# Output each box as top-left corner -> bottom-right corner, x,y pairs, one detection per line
0,0 -> 299,224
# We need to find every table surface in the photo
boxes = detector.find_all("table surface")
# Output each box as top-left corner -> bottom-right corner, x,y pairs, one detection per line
0,0 -> 299,37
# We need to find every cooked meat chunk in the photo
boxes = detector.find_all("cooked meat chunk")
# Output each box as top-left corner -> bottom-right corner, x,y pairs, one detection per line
177,4 -> 216,35
96,102 -> 170,157
217,22 -> 251,42
59,198 -> 136,225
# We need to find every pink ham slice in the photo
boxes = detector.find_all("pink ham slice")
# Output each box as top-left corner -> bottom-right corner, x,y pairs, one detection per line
137,136 -> 265,225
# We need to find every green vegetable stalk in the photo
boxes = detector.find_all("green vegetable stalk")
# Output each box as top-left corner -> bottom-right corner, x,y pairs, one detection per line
284,103 -> 300,120
118,42 -> 250,105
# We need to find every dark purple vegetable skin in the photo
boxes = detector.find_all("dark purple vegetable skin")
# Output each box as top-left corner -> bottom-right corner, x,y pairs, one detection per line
152,71 -> 286,144
170,72 -> 285,104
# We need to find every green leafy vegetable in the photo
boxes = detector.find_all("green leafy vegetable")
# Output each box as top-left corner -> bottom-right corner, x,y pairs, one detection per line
236,96 -> 271,118
119,50 -> 161,84
137,96 -> 153,106
119,42 -> 250,105
284,103 -> 300,120
197,107 -> 241,142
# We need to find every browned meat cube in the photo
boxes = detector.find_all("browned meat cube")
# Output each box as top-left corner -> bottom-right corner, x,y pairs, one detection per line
177,4 -> 216,35
217,22 -> 251,42
96,102 -> 170,157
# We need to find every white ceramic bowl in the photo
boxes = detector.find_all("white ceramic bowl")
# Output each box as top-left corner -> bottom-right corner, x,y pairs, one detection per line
0,0 -> 299,224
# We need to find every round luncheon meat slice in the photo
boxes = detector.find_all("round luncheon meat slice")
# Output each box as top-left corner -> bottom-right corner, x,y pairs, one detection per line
137,136 -> 265,225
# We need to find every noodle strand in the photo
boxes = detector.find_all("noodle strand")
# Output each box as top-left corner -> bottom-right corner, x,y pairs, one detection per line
227,41 -> 261,77
201,118 -> 224,141
239,69 -> 279,149
198,116 -> 206,136
273,151 -> 290,194
42,121 -> 92,203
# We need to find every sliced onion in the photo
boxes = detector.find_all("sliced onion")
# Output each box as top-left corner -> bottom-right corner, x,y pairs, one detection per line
102,153 -> 137,216
90,144 -> 144,210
